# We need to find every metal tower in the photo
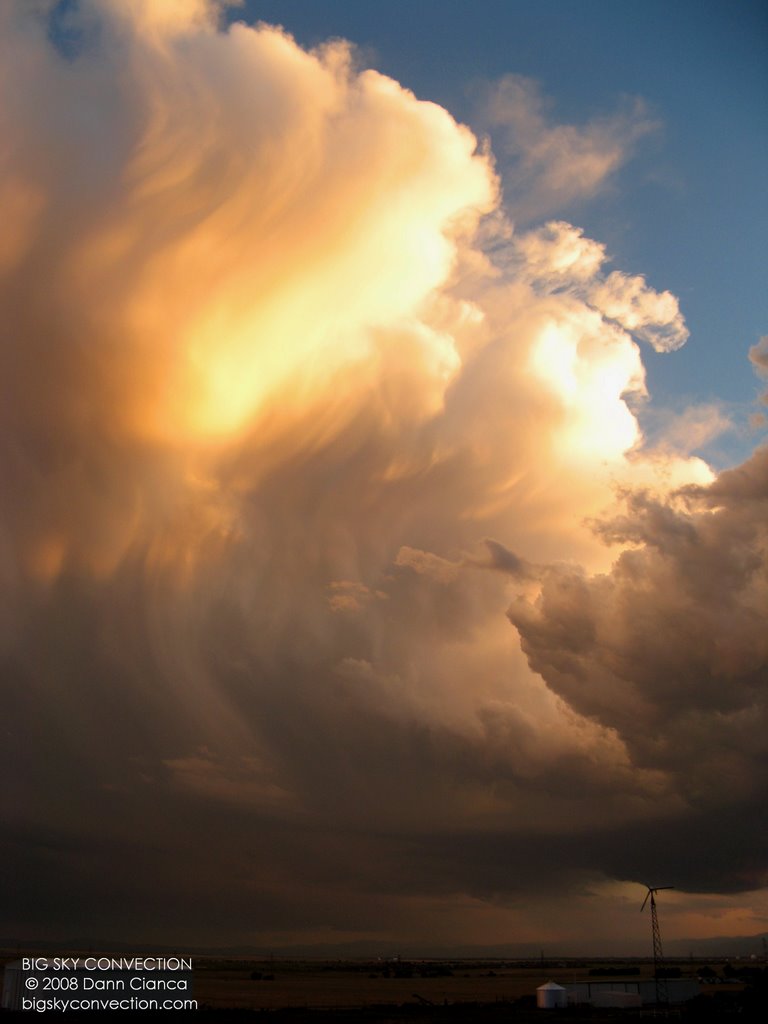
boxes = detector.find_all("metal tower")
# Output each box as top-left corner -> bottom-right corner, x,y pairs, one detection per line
641,885 -> 674,1005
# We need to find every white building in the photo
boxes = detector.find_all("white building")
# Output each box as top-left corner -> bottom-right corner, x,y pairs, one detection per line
536,980 -> 567,1008
565,978 -> 700,1006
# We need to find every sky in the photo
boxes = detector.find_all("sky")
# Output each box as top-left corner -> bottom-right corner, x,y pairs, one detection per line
1,0 -> 767,957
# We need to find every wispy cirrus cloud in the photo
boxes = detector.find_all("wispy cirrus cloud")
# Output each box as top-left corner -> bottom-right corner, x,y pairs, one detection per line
478,73 -> 656,223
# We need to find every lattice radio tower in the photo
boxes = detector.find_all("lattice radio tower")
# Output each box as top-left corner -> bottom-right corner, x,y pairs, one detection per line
641,885 -> 674,1005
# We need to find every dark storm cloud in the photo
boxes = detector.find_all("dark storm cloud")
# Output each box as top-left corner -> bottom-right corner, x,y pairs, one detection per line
509,446 -> 768,845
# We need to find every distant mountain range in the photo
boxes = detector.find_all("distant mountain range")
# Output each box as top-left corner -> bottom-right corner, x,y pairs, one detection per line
3,933 -> 767,961
664,933 -> 767,959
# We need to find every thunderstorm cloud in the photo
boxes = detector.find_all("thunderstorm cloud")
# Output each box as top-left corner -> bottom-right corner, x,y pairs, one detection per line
1,0 -> 766,952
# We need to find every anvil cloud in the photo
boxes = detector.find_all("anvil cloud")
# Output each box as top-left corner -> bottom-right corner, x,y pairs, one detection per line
2,0 -> 765,952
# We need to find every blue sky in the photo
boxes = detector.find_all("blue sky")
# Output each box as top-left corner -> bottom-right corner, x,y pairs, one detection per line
239,0 -> 768,466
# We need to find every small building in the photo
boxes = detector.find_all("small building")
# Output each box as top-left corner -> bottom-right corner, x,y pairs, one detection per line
536,980 -> 567,1009
566,978 -> 700,1006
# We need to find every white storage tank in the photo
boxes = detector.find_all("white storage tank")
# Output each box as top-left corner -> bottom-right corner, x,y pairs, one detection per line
536,980 -> 567,1009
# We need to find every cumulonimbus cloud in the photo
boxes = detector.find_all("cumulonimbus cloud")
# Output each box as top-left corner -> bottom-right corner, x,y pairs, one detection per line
1,0 -> 765,951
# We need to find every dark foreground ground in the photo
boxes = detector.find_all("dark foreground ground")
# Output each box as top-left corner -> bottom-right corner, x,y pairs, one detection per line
2,957 -> 766,1021
2,1000 -> 768,1022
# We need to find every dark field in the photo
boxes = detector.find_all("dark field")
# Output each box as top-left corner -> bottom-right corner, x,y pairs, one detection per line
197,958 -> 580,1009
